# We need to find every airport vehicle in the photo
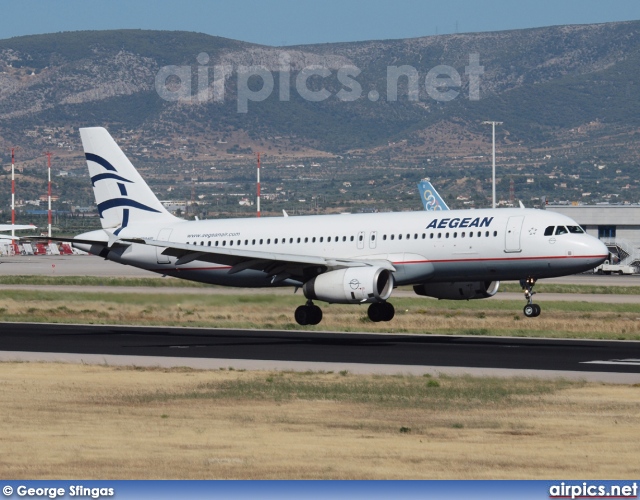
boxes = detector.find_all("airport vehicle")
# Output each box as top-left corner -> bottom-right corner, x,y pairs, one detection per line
595,260 -> 636,275
71,128 -> 608,324
418,179 -> 449,211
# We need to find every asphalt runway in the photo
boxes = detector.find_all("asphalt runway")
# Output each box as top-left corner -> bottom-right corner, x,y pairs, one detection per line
1,256 -> 638,382
1,323 -> 639,383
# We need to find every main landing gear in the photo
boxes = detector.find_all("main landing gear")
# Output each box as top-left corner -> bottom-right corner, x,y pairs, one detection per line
520,277 -> 541,318
294,300 -> 323,326
367,301 -> 395,322
293,300 -> 395,326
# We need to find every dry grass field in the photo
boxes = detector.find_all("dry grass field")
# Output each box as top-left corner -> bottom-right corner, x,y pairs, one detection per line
0,363 -> 638,479
0,289 -> 638,339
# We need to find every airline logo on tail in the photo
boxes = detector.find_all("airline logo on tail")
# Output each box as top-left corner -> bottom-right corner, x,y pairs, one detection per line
85,153 -> 161,219
417,179 -> 449,211
80,127 -> 176,231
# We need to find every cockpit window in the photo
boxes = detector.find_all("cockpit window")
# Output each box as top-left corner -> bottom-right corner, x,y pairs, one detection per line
544,226 -> 555,236
567,226 -> 584,234
555,226 -> 568,235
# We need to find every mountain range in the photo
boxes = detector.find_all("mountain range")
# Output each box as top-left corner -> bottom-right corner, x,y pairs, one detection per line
1,22 -> 639,215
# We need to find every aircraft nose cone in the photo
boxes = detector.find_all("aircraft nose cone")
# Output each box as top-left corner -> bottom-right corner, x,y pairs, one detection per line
591,238 -> 609,265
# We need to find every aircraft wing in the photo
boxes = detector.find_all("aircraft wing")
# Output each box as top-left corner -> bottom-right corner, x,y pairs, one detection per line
0,224 -> 37,232
125,238 -> 395,283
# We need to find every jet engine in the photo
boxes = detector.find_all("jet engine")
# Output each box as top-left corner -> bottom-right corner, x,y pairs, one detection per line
413,281 -> 500,300
303,267 -> 394,304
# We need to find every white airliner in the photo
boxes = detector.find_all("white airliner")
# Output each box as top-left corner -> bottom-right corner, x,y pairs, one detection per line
71,128 -> 608,324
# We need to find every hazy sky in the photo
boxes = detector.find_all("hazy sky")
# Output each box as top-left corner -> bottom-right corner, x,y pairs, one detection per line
2,0 -> 640,45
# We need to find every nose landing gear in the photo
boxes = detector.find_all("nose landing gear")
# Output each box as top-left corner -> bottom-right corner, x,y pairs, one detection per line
520,277 -> 541,317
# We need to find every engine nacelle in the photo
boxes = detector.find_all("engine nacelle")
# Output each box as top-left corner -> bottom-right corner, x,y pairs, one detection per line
303,267 -> 394,304
413,281 -> 500,300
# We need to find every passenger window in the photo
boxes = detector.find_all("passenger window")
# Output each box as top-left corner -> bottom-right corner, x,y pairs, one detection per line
260,239 -> 263,244
461,232 -> 465,238
438,233 -> 441,239
251,239 -> 255,245
327,237 -> 331,242
493,231 -> 497,237
555,226 -> 568,235
383,235 -> 387,241
453,232 -> 457,238
485,231 -> 489,237
229,241 -> 233,246
422,233 -> 425,239
477,231 -> 481,237
544,226 -> 555,236
215,241 -> 219,246
222,241 -> 226,246
208,241 -> 211,246
399,234 -> 402,240
469,232 -> 473,238
274,238 -> 278,244
304,237 -> 308,243
391,234 -> 395,240
430,233 -> 434,239
350,236 -> 354,242
320,237 -> 324,243
446,233 -> 450,238
312,237 -> 316,243
297,238 -> 301,243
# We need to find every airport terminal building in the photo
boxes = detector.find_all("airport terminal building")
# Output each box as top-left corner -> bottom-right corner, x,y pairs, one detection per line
547,205 -> 640,268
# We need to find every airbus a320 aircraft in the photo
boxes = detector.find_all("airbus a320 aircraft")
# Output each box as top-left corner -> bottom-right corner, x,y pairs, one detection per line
72,128 -> 608,325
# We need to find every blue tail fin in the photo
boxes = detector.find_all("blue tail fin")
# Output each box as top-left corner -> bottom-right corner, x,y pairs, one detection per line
418,179 -> 449,211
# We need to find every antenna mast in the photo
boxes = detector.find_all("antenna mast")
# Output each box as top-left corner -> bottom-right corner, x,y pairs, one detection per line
255,152 -> 262,217
11,148 -> 15,241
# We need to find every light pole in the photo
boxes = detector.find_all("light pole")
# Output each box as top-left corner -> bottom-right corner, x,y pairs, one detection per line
482,121 -> 502,209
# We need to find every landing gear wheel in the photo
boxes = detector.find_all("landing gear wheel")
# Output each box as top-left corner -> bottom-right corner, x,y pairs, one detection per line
368,302 -> 395,322
368,302 -> 384,322
309,305 -> 323,325
520,277 -> 541,318
295,305 -> 310,325
523,303 -> 541,318
381,302 -> 395,321
294,302 -> 323,326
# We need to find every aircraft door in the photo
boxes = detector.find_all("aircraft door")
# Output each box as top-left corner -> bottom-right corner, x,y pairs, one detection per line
369,231 -> 377,249
505,216 -> 524,253
156,228 -> 173,264
357,231 -> 365,250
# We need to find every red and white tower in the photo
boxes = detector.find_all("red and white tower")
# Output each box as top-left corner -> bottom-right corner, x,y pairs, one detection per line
45,152 -> 53,238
